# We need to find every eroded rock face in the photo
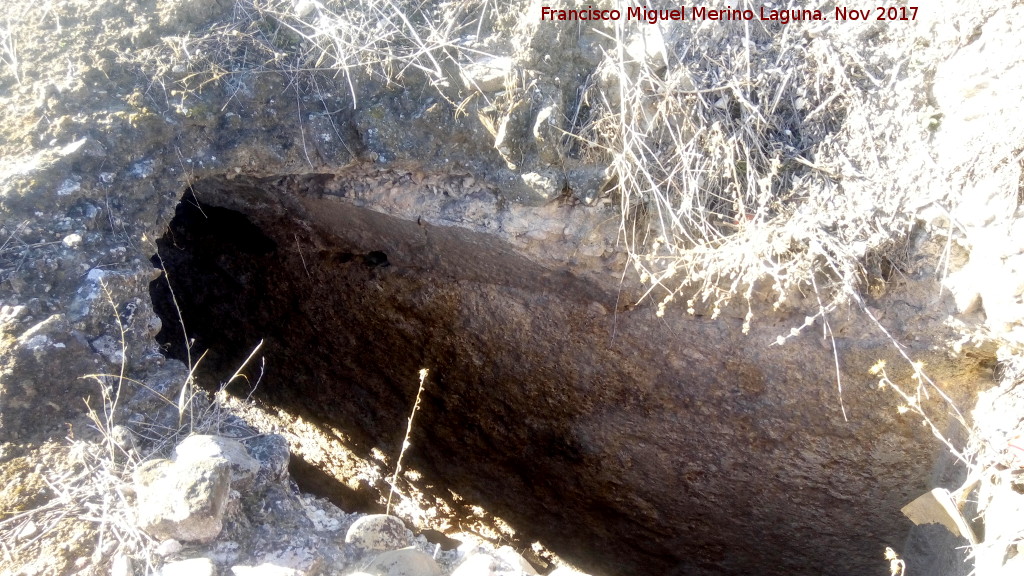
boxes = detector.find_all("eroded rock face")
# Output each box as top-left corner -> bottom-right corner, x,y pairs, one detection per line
144,176 -> 983,576
0,311 -> 105,443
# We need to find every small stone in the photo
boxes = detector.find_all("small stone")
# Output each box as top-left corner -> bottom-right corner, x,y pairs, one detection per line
518,171 -> 562,202
110,425 -> 136,451
155,539 -> 183,557
365,548 -> 440,576
460,57 -> 513,92
161,557 -> 217,576
345,514 -> 412,551
90,334 -> 124,364
293,0 -> 316,19
57,178 -> 81,196
15,520 -> 38,541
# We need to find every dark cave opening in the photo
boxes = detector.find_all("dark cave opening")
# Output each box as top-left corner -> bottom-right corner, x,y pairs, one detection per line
148,175 -> 930,576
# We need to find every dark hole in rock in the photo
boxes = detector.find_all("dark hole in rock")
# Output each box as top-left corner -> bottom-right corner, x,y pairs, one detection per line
149,174 -> 938,576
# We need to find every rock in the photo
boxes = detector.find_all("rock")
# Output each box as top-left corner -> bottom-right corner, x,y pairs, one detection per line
564,166 -> 611,205
517,170 -> 563,202
154,539 -> 183,557
175,435 -> 261,490
0,313 -> 101,443
133,456 -> 231,543
364,548 -> 440,576
230,564 -> 304,576
450,554 -> 493,576
248,545 -> 324,576
244,434 -> 291,481
161,557 -> 217,576
460,57 -> 514,92
110,553 -> 132,576
492,547 -> 538,575
344,514 -> 412,551
451,546 -> 537,576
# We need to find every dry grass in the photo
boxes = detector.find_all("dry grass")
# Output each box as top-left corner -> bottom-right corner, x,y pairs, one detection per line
0,274 -> 260,574
142,0 -> 945,336
0,282 -> 160,574
134,0 -> 495,110
574,3 -> 941,335
134,1 -> 937,329
0,18 -> 20,86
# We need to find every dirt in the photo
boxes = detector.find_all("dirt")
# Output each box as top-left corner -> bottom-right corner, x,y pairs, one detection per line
0,442 -> 98,576
0,455 -> 49,515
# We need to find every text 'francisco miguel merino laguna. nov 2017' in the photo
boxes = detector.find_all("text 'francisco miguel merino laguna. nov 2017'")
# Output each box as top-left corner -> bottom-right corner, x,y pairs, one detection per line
540,6 -> 920,24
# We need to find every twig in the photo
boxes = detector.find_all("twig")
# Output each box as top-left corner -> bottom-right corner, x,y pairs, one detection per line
386,368 -> 429,514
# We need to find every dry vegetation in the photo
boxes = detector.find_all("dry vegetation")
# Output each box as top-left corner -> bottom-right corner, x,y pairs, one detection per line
0,282 -> 246,575
586,8 -> 944,334
139,0 -> 946,330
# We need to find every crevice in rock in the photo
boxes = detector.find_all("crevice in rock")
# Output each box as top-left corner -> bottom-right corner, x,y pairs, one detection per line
148,173 -> 955,576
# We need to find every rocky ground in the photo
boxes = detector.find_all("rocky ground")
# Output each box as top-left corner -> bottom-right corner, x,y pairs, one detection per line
1,0 -> 1023,575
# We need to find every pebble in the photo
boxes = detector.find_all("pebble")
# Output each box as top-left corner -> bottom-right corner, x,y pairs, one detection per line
155,539 -> 183,557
